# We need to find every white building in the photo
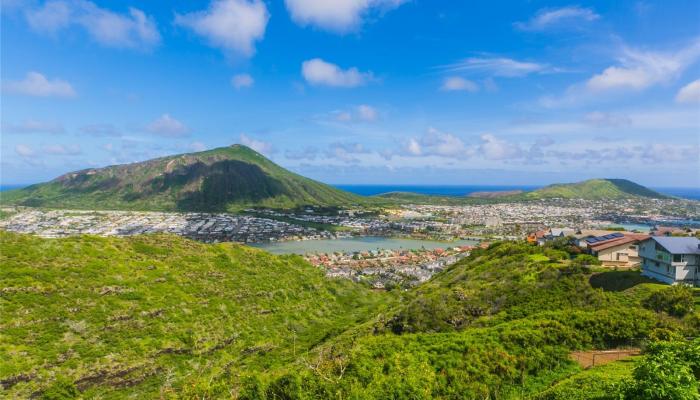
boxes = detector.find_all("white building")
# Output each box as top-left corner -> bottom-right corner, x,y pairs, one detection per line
639,237 -> 700,286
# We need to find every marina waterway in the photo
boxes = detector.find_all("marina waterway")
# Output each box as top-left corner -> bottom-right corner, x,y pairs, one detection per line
250,236 -> 481,255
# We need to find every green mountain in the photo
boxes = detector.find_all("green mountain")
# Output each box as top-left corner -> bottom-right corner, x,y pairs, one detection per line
0,145 -> 367,211
375,178 -> 667,204
2,232 -> 696,398
523,178 -> 667,200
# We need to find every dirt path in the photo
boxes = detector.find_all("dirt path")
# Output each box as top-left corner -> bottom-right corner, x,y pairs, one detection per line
570,348 -> 641,368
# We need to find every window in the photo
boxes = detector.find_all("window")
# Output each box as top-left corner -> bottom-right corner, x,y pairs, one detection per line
673,254 -> 682,263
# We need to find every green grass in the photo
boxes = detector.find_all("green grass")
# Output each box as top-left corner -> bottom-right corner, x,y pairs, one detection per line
533,358 -> 636,400
0,231 -> 392,398
2,235 -> 696,399
523,179 -> 666,200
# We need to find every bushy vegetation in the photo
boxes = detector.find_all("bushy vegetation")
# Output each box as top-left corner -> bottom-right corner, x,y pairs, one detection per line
643,284 -> 695,317
0,231 -> 391,398
1,235 -> 697,399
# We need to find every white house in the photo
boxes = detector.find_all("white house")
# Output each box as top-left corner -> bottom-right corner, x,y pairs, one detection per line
638,236 -> 700,286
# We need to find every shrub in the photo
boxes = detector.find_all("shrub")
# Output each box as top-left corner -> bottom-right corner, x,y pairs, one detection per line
643,285 -> 695,317
623,339 -> 700,400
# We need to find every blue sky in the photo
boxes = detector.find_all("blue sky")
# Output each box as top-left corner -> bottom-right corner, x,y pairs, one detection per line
1,0 -> 699,187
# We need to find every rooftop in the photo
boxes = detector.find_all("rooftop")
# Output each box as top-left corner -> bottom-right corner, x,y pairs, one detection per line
649,236 -> 700,255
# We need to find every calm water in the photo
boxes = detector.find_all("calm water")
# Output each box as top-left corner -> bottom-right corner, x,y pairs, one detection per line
250,236 -> 480,255
334,184 -> 539,197
334,184 -> 700,201
2,184 -> 699,200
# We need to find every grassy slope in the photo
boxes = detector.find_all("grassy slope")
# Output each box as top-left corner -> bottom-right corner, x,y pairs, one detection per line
0,232 -> 392,398
198,242 -> 696,399
533,358 -> 636,400
2,235 -> 695,399
523,179 -> 667,200
375,178 -> 667,204
0,145 -> 368,211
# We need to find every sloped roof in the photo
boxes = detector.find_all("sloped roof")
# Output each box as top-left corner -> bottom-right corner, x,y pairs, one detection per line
590,235 -> 648,252
650,236 -> 700,255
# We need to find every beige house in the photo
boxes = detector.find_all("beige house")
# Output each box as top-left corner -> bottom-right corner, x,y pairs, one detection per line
588,235 -> 649,268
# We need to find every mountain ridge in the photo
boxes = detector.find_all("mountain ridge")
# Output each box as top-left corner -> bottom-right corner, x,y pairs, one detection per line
0,144 -> 367,211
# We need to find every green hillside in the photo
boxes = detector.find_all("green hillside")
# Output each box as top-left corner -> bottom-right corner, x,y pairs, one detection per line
523,178 -> 667,200
3,233 -> 697,398
0,231 -> 392,398
0,145 -> 367,211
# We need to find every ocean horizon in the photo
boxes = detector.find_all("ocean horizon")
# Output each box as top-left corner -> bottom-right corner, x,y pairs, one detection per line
2,183 -> 699,201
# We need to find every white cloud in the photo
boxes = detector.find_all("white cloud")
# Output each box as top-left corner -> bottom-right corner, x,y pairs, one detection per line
478,134 -> 522,160
325,142 -> 369,163
231,73 -> 254,89
403,127 -> 471,158
25,0 -> 160,49
515,6 -> 599,31
586,39 -> 700,92
406,138 -> 421,156
676,79 -> 700,103
15,144 -> 35,157
583,111 -> 631,127
3,71 -> 76,98
441,76 -> 479,92
2,119 -> 65,134
146,114 -> 190,137
43,144 -> 82,155
357,104 -> 378,121
239,133 -> 273,154
189,141 -> 207,152
440,57 -> 555,77
284,0 -> 406,33
331,104 -> 379,122
175,0 -> 269,57
302,58 -> 373,87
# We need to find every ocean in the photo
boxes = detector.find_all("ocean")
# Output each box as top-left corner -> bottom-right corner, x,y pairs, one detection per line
2,184 -> 699,201
334,185 -> 540,197
336,185 -> 700,201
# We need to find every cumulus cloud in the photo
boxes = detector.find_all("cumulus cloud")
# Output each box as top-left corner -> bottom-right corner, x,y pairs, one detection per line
231,73 -> 254,89
325,142 -> 369,163
514,6 -> 599,31
586,39 -> 700,92
146,114 -> 190,137
441,76 -> 479,92
25,0 -> 160,49
403,127 -> 471,158
284,0 -> 406,33
302,58 -> 373,87
478,134 -> 523,160
239,133 -> 273,154
439,57 -> 556,77
175,0 -> 269,57
2,119 -> 65,134
357,104 -> 378,121
333,104 -> 379,122
676,79 -> 700,103
15,144 -> 36,157
3,71 -> 76,98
